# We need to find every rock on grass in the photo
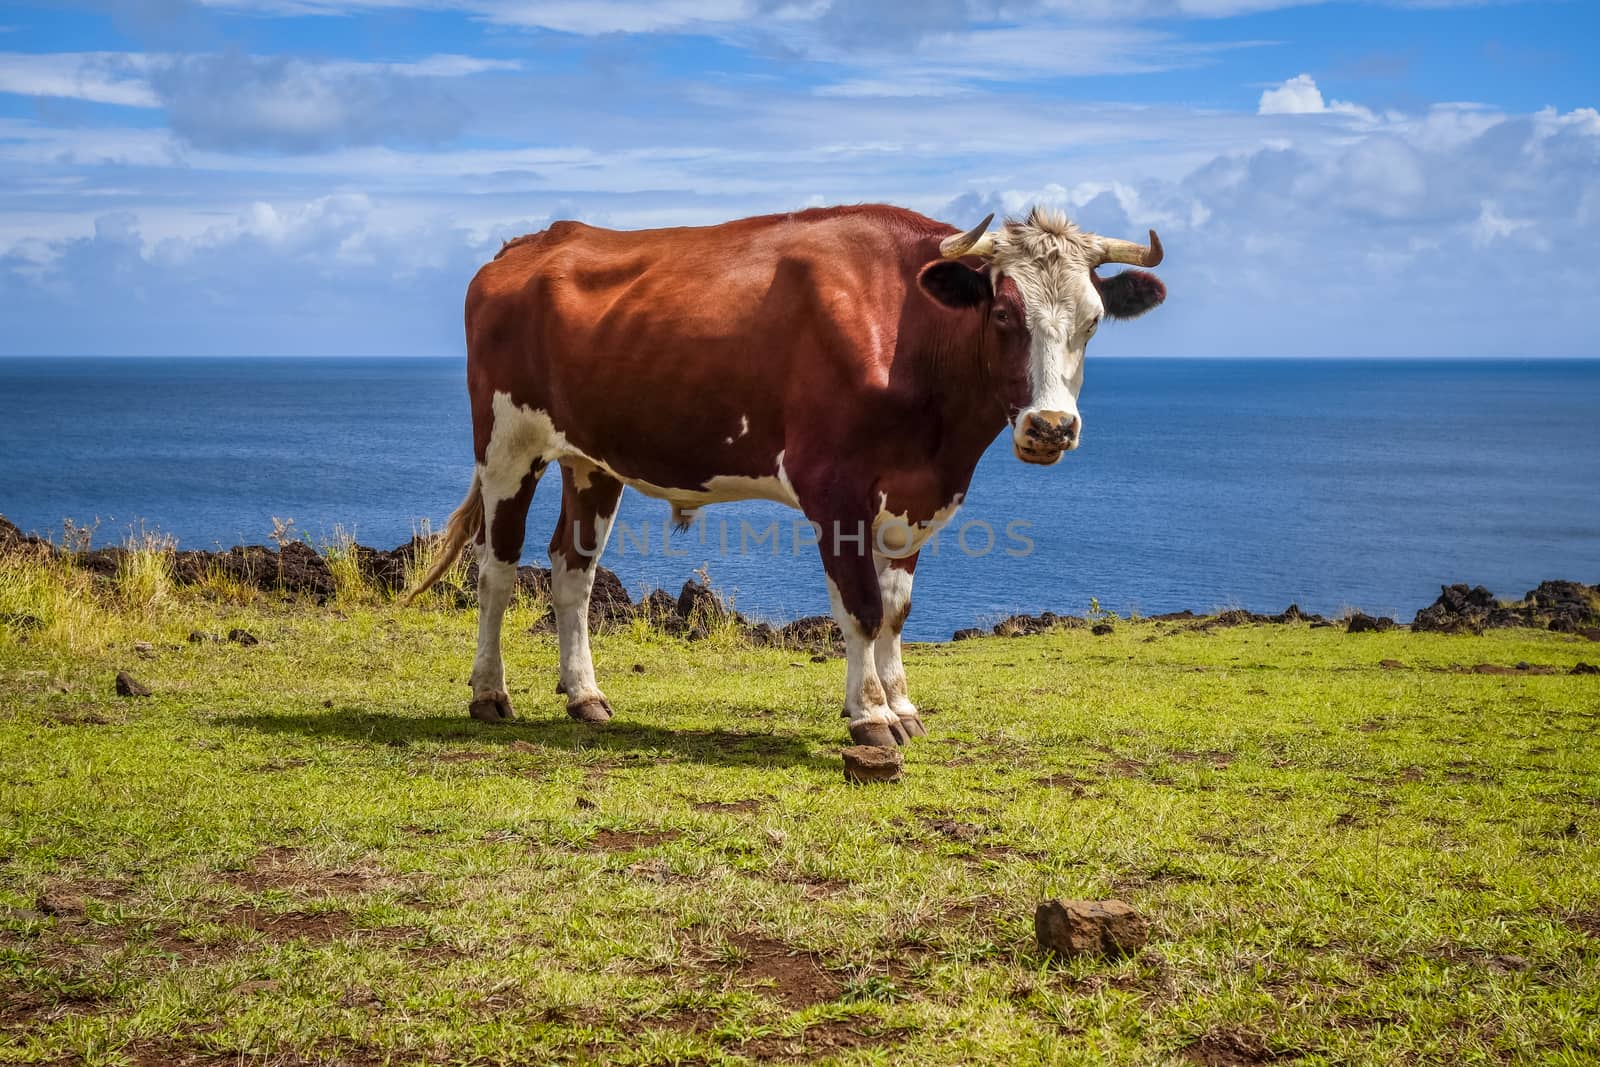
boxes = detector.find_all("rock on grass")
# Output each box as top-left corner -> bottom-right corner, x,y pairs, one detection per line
115,671 -> 151,697
1035,899 -> 1148,958
841,745 -> 902,784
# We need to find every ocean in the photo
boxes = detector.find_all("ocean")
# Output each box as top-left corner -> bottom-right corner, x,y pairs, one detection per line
2,356 -> 1597,641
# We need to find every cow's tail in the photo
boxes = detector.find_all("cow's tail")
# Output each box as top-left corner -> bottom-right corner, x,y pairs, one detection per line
402,472 -> 483,606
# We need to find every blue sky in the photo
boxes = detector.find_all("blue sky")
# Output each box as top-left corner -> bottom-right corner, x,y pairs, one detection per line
1,0 -> 1595,357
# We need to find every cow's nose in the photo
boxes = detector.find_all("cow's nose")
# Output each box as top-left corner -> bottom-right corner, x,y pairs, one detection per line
1027,411 -> 1078,444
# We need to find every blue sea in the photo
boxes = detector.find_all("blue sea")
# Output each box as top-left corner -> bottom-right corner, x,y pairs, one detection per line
2,357 -> 1597,640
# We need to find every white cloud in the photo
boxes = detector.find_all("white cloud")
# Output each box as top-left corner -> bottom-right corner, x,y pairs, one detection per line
0,51 -> 160,107
1472,199 -> 1535,247
1258,73 -> 1377,123
0,50 -> 519,115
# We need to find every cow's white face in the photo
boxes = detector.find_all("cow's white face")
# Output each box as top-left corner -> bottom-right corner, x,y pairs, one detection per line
919,205 -> 1167,464
1002,264 -> 1103,464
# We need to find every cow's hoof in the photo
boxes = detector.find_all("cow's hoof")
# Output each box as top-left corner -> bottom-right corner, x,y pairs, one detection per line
897,712 -> 928,739
848,720 -> 901,748
567,697 -> 613,724
469,693 -> 516,723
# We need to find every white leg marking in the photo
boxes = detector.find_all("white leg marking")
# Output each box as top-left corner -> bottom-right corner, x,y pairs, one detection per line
826,577 -> 897,727
874,557 -> 917,719
470,415 -> 540,702
550,509 -> 617,706
471,548 -> 517,698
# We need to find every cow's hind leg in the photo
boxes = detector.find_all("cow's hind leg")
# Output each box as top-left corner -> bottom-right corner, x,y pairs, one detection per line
469,457 -> 544,723
874,553 -> 926,738
549,462 -> 624,723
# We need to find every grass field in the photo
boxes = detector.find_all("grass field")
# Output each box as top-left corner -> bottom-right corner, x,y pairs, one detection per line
2,549 -> 1599,1065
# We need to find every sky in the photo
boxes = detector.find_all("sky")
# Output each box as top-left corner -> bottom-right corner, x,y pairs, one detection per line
0,0 -> 1595,358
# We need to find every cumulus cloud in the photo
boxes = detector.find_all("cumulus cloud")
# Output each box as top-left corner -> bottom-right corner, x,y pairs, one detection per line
1258,73 -> 1378,123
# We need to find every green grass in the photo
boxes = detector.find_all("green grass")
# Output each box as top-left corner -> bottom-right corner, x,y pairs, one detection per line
2,559 -> 1599,1065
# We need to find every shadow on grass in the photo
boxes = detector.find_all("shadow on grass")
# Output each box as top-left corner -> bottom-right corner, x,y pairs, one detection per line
224,704 -> 838,771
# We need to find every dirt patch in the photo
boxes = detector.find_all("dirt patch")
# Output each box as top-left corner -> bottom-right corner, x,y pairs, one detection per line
223,905 -> 353,941
920,816 -> 985,843
216,905 -> 422,950
0,985 -> 106,1029
942,895 -> 1006,922
1038,773 -> 1090,795
756,867 -> 849,898
216,847 -> 379,894
435,750 -> 494,762
692,799 -> 763,813
43,709 -> 115,727
1437,662 -> 1563,676
122,1038 -> 387,1067
1183,1031 -> 1301,1065
1565,912 -> 1600,939
724,933 -> 840,1010
1108,757 -> 1146,777
1170,750 -> 1235,769
588,829 -> 681,852
737,1017 -> 890,1061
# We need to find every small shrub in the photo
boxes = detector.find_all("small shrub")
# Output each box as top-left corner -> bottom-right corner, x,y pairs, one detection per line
115,523 -> 176,614
0,544 -> 102,649
322,525 -> 371,603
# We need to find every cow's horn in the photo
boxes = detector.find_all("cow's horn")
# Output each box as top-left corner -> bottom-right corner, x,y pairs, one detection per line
940,213 -> 997,259
1098,229 -> 1163,268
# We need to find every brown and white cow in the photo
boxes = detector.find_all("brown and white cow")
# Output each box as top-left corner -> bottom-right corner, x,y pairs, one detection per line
407,204 -> 1165,747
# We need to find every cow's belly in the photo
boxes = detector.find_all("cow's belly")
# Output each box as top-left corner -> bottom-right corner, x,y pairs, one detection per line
488,390 -> 800,511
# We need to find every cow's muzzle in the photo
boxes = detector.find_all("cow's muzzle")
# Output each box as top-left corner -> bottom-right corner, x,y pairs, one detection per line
1012,410 -> 1079,465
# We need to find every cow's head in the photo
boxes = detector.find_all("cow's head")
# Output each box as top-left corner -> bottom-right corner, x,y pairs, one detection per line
918,206 -> 1166,464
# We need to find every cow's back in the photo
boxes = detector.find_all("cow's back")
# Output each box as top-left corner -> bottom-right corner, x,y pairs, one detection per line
463,207 -> 944,490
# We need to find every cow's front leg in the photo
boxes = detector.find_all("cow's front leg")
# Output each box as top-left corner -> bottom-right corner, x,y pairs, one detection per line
874,553 -> 926,738
808,509 -> 908,747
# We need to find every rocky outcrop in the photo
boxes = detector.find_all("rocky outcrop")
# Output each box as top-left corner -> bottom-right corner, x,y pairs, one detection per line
1413,581 -> 1600,635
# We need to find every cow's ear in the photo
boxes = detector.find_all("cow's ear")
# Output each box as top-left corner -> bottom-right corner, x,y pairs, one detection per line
918,260 -> 992,310
1094,269 -> 1166,320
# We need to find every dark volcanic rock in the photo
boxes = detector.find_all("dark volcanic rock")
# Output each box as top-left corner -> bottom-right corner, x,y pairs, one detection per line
952,627 -> 983,641
1572,662 -> 1600,676
993,611 -> 1080,637
841,745 -> 903,784
172,541 -> 334,597
0,515 -> 66,557
1034,899 -> 1149,958
1346,612 -> 1396,634
515,565 -> 551,598
115,670 -> 151,697
227,628 -> 260,646
778,615 -> 843,654
1192,604 -> 1328,630
1413,581 -> 1600,634
675,577 -> 739,636
1091,622 -> 1115,635
1412,584 -> 1505,634
589,567 -> 634,626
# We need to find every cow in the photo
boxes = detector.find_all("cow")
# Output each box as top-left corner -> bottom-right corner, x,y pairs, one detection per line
406,204 -> 1166,747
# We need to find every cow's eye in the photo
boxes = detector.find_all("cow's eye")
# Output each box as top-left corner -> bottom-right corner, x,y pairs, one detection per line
994,309 -> 1009,325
